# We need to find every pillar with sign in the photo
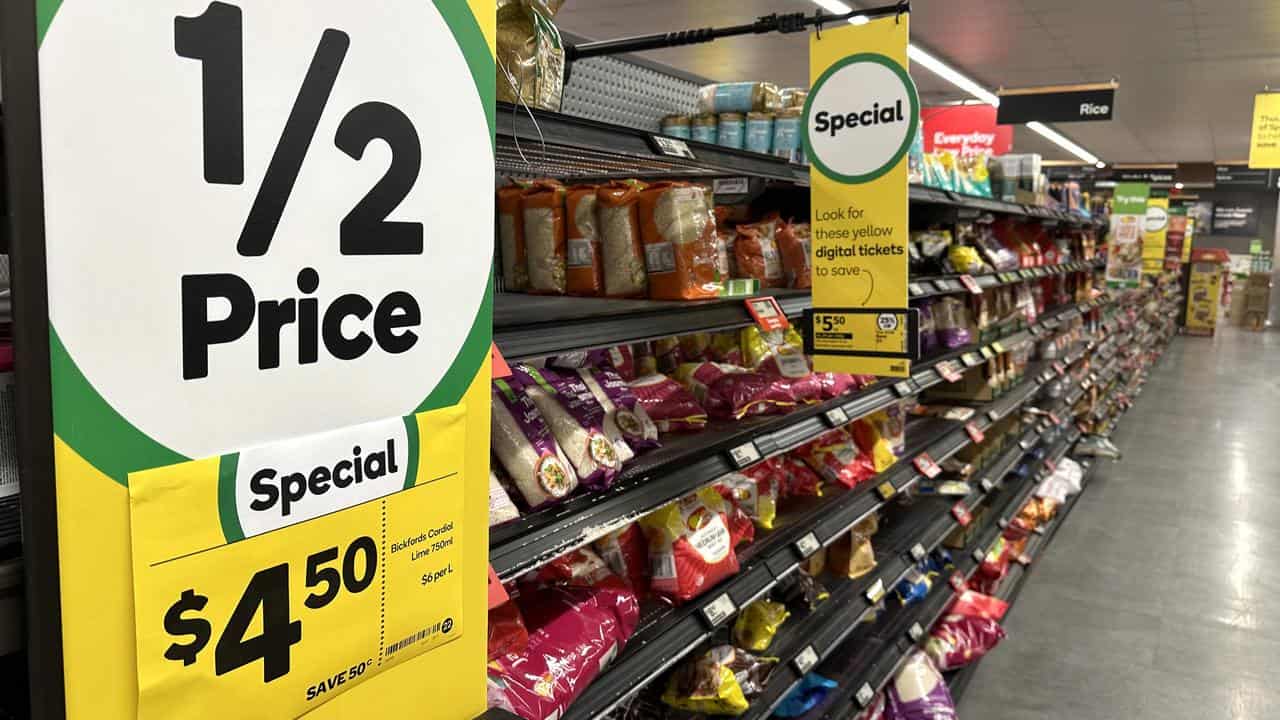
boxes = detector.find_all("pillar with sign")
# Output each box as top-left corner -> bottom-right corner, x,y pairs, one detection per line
802,13 -> 919,377
2,2 -> 495,719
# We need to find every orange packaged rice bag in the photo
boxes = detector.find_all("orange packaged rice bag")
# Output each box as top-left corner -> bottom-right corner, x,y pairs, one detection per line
522,180 -> 568,294
638,182 -> 722,300
778,221 -> 811,289
565,184 -> 604,296
598,180 -> 648,298
497,182 -> 530,291
735,217 -> 784,288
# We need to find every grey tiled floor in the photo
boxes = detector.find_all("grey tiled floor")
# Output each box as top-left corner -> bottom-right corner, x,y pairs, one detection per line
957,324 -> 1280,720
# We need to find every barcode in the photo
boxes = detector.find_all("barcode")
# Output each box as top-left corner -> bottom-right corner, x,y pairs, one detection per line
384,618 -> 450,658
651,552 -> 676,580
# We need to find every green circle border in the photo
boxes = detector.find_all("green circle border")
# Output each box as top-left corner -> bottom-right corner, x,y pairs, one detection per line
802,52 -> 920,185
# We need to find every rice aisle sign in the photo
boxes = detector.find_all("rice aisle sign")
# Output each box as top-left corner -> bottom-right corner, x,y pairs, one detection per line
803,14 -> 919,377
7,1 -> 495,719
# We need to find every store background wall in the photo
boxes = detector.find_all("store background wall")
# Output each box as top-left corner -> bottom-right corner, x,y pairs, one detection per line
1190,188 -> 1279,255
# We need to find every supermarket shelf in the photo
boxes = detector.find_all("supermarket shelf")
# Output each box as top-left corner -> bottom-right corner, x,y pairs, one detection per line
908,260 -> 1101,301
554,370 -> 1070,720
490,296 -> 1111,581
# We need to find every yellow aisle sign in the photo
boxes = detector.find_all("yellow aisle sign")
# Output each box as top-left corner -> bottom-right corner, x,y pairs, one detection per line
1249,93 -> 1280,168
130,409 -> 465,719
26,2 -> 496,719
1182,217 -> 1195,263
804,14 -> 919,377
1142,196 -> 1170,277
1186,260 -> 1223,335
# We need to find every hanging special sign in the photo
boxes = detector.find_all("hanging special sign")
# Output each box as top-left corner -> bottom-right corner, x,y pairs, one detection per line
1104,182 -> 1148,288
802,13 -> 919,377
18,1 -> 495,718
1142,196 -> 1170,277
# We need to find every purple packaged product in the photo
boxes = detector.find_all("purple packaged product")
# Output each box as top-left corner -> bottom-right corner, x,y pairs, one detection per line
581,367 -> 661,452
935,297 -> 972,350
491,379 -> 579,508
884,652 -> 957,720
918,300 -> 938,356
514,364 -> 623,490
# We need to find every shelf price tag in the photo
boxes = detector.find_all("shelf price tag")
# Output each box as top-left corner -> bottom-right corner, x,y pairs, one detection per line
651,134 -> 696,159
712,177 -> 750,195
856,683 -> 876,708
980,346 -> 996,360
1028,324 -> 1043,338
961,352 -> 984,368
745,296 -> 789,331
971,547 -> 986,563
728,441 -> 762,469
129,410 -> 468,718
932,279 -> 953,293
824,406 -> 850,427
991,341 -> 1006,354
893,379 -> 918,398
1015,553 -> 1033,566
937,361 -> 963,383
1019,436 -> 1035,450
1033,525 -> 1047,536
908,282 -> 924,297
913,453 -> 941,479
793,645 -> 819,675
794,532 -> 821,559
987,408 -> 1001,422
876,481 -> 897,501
951,502 -> 972,527
964,422 -> 985,444
907,623 -> 925,642
865,579 -> 886,604
909,543 -> 927,561
949,571 -> 967,592
959,274 -> 983,295
980,478 -> 995,493
701,593 -> 738,628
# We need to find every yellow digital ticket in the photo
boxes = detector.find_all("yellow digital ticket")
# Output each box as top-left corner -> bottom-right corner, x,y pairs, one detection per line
128,406 -> 467,720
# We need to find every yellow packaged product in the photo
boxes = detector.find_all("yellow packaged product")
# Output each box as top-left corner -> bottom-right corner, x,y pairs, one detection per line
662,645 -> 777,715
732,600 -> 790,652
741,325 -> 809,378
852,416 -> 898,473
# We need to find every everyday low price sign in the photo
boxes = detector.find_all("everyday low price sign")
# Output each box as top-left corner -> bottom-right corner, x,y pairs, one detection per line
19,2 -> 496,719
803,15 -> 918,377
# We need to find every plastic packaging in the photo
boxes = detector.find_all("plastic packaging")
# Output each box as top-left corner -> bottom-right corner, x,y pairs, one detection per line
884,652 -> 957,720
692,114 -> 718,144
641,487 -> 741,604
580,366 -> 661,454
593,522 -> 651,597
522,180 -> 568,293
735,218 -> 785,288
829,515 -> 878,579
733,599 -> 790,652
662,645 -> 778,715
515,365 -> 624,489
895,567 -> 933,606
661,114 -> 691,138
778,221 -> 812,289
741,326 -> 809,377
491,378 -> 579,507
924,590 -> 1009,671
629,373 -> 708,432
496,0 -> 566,111
853,415 -> 900,473
496,182 -> 530,291
934,296 -> 973,349
775,674 -> 838,717
704,372 -> 812,420
487,600 -> 529,660
598,180 -> 648,298
799,428 -> 876,489
717,469 -> 779,530
781,454 -> 826,498
489,466 -> 521,526
638,182 -> 722,300
565,184 -> 604,296
696,81 -> 782,114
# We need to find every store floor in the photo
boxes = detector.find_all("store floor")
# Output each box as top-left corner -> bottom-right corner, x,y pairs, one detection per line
958,323 -> 1280,720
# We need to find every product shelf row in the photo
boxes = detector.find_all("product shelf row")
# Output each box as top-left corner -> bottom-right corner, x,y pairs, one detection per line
496,103 -> 1106,229
493,261 -> 1102,362
490,294 -> 1112,581
554,342 -> 1101,719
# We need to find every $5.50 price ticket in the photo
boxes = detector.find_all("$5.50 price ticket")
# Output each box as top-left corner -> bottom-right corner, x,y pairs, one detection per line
129,406 -> 466,720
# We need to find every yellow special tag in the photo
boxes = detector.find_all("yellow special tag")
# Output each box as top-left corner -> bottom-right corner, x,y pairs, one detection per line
129,406 -> 466,720
807,309 -> 915,377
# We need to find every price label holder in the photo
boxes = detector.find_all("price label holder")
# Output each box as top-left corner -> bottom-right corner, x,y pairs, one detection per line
728,441 -> 762,469
876,481 -> 897,501
128,409 -> 468,717
907,622 -> 925,643
856,683 -> 876,708
965,422 -> 985,444
987,408 -> 1001,422
951,502 -> 972,526
1015,553 -> 1032,566
972,547 -> 986,563
961,352 -> 984,368
997,518 -> 1009,530
1020,269 -> 1035,279
959,274 -> 983,295
794,532 -> 821,559
1039,370 -> 1054,384
865,578 -> 886,604
1033,525 -> 1047,536
937,361 -> 963,383
1078,303 -> 1091,314
932,279 -> 953,293
651,134 -> 696,159
712,176 -> 750,195
1035,267 -> 1050,278
908,282 -> 924,297
1019,436 -> 1035,450
1028,324 -> 1043,338
746,296 -> 789,332
980,346 -> 996,360
913,453 -> 941,479
701,593 -> 738,628
793,645 -> 819,675
950,571 -> 967,592
991,341 -> 1006,354
910,543 -> 927,562
893,379 -> 918,398
491,343 -> 512,379
980,478 -> 995,493
824,406 -> 850,427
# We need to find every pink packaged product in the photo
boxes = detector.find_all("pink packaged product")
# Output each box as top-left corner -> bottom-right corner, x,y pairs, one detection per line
703,372 -> 823,420
489,570 -> 639,720
491,379 -> 579,508
515,365 -> 625,490
629,373 -> 708,432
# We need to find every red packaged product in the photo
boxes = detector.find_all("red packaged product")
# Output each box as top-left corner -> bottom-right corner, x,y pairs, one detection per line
720,491 -> 757,549
779,454 -> 825,498
777,220 -> 812,289
924,590 -> 1009,671
734,218 -> 785,288
703,372 -> 807,420
971,537 -> 1011,595
629,373 -> 708,432
814,372 -> 858,399
490,579 -> 640,719
640,487 -> 741,604
488,599 -> 529,661
798,429 -> 877,489
593,523 -> 651,597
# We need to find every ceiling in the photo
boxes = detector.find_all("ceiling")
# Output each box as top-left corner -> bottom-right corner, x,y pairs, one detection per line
556,0 -> 1280,164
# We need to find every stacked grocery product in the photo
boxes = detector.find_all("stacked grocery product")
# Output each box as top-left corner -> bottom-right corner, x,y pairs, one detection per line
497,179 -> 812,297
659,83 -> 808,162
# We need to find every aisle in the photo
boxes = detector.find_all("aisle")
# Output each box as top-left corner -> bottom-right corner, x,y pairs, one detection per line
958,325 -> 1280,719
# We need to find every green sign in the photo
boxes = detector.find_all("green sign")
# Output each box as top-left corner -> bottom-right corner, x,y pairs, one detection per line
1250,239 -> 1264,254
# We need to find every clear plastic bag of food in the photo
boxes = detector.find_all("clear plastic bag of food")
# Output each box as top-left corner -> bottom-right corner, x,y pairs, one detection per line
566,184 -> 604,296
514,365 -> 624,489
496,0 -> 566,111
522,180 -> 567,293
490,378 -> 579,507
488,465 -> 521,526
695,81 -> 782,114
638,182 -> 722,300
598,180 -> 648,297
496,182 -> 530,291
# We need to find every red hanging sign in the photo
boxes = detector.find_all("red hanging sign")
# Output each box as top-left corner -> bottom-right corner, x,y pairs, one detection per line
922,105 -> 1014,157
